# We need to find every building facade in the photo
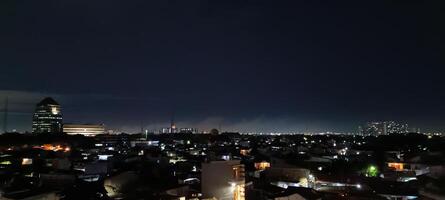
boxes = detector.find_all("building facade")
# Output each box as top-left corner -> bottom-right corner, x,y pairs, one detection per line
63,124 -> 105,136
32,97 -> 63,133
179,128 -> 198,134
361,121 -> 408,136
202,160 -> 245,200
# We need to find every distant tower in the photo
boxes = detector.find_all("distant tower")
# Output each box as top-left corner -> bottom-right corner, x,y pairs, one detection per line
32,97 -> 63,133
170,113 -> 177,133
2,97 -> 8,133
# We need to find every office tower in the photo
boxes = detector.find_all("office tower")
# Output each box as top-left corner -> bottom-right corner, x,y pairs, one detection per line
385,121 -> 408,134
361,121 -> 409,136
170,115 -> 177,133
2,97 -> 8,133
32,97 -> 63,133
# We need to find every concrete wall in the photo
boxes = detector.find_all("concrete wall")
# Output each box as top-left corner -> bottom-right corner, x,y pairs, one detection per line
202,160 -> 242,200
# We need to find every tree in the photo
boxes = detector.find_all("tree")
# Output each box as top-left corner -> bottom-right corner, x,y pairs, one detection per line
210,128 -> 219,135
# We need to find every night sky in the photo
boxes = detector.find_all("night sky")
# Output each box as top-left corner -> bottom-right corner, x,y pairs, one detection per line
1,0 -> 444,133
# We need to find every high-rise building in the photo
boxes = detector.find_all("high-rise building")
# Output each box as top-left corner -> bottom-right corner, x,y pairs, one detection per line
32,97 -> 63,133
360,121 -> 408,136
362,122 -> 385,136
161,127 -> 178,134
2,97 -> 8,133
385,121 -> 408,134
202,160 -> 245,200
179,128 -> 198,134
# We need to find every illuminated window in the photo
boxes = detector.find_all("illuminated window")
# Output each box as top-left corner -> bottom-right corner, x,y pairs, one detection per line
388,162 -> 404,171
22,158 -> 33,165
254,162 -> 271,170
0,161 -> 12,165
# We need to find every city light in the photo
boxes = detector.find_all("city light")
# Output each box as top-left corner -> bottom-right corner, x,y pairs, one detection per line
2,3 -> 444,199
366,165 -> 378,177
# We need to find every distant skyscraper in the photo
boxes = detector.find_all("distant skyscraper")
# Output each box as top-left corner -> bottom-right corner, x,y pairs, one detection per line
363,122 -> 385,136
161,114 -> 179,134
161,126 -> 180,134
385,121 -> 408,134
32,97 -> 63,133
170,114 -> 177,133
361,121 -> 408,136
2,97 -> 8,133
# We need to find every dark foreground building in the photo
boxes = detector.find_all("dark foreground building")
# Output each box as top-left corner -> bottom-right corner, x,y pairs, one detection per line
32,97 -> 63,133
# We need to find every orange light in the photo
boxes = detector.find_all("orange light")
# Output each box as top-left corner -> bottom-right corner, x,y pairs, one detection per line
40,144 -> 69,152
240,149 -> 250,156
254,162 -> 271,170
388,162 -> 404,171
234,184 -> 245,200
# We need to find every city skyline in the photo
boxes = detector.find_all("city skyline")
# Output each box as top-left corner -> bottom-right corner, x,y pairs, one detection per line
1,1 -> 444,200
2,1 -> 445,133
0,93 -> 439,134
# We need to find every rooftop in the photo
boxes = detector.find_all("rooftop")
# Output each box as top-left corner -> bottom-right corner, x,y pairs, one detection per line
37,97 -> 59,106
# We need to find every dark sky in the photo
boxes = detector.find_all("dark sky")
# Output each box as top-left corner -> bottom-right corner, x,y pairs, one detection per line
1,0 -> 444,133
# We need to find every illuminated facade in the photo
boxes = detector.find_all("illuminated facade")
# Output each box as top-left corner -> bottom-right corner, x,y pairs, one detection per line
240,149 -> 251,156
162,117 -> 178,134
162,127 -> 197,134
361,121 -> 408,136
263,167 -> 314,188
254,161 -> 271,170
32,97 -> 63,133
202,160 -> 245,200
385,121 -> 409,134
388,162 -> 405,171
179,128 -> 198,134
63,124 -> 105,136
